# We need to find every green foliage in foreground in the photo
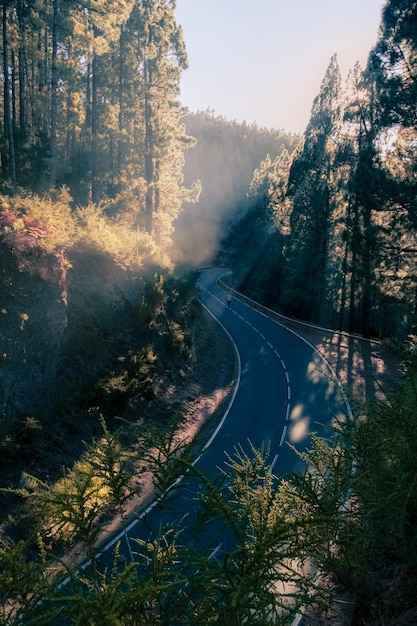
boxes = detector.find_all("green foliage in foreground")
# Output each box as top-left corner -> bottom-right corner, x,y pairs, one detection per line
2,363 -> 417,625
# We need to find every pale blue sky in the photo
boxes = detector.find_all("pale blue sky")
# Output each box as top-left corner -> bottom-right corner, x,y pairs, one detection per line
175,0 -> 385,133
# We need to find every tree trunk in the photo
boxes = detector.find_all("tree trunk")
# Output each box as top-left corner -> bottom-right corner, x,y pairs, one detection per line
2,1 -> 17,186
118,24 -> 124,173
16,0 -> 26,133
339,229 -> 350,332
144,58 -> 154,234
348,200 -> 359,334
314,182 -> 330,324
50,0 -> 59,187
11,50 -> 17,132
91,52 -> 98,204
362,203 -> 372,339
18,46 -> 26,132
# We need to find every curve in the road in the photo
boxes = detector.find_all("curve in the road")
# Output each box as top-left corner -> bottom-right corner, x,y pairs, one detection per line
201,275 -> 293,469
198,267 -> 349,475
53,265 -> 352,626
95,266 -> 350,563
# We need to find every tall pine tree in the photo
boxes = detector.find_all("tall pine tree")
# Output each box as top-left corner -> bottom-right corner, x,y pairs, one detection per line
285,55 -> 342,323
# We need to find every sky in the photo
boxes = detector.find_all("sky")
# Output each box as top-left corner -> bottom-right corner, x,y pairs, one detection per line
175,0 -> 386,134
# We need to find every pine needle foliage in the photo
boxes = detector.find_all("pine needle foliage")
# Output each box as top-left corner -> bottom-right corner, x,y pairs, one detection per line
286,362 -> 417,622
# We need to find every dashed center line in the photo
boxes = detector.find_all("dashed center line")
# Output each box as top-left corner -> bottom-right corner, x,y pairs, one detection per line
201,283 -> 293,458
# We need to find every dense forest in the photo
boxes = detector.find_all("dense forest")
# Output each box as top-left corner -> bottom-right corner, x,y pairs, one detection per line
224,6 -> 417,342
174,110 -> 299,265
1,0 -> 417,624
0,0 -> 201,496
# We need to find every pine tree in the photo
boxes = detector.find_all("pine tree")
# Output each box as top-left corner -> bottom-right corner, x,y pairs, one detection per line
285,55 -> 342,324
127,0 -> 188,238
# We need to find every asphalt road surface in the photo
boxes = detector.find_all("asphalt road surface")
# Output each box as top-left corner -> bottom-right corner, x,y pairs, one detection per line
98,266 -> 348,565
197,267 -> 346,476
44,265 -> 351,626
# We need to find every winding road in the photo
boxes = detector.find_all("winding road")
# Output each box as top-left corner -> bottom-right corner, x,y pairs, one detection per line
197,267 -> 346,477
49,264 -> 350,625
100,266 -> 347,563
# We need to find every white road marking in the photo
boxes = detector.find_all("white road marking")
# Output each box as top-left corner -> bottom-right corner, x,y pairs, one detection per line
270,454 -> 279,471
279,425 -> 288,448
